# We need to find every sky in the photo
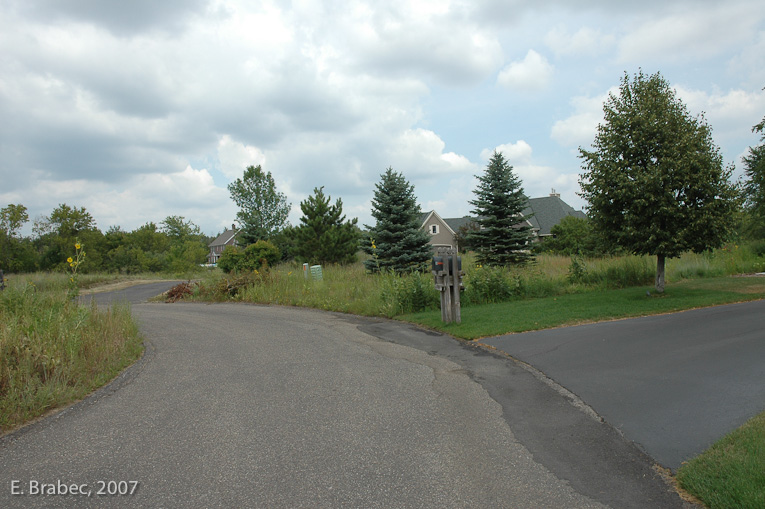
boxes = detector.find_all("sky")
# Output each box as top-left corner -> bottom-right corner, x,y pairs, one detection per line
1,0 -> 764,237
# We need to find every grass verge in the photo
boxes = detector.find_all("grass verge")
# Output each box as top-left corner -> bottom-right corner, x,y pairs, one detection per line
0,280 -> 144,435
398,276 -> 765,339
676,411 -> 765,509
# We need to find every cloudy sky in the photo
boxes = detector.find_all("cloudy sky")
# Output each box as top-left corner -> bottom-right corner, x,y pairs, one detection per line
2,0 -> 764,237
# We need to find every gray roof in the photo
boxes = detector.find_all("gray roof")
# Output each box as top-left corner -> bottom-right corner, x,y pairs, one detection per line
208,228 -> 238,248
420,194 -> 586,237
523,195 -> 586,236
443,216 -> 476,232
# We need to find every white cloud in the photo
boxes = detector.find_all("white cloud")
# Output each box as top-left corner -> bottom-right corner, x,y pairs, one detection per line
497,50 -> 554,92
544,26 -> 615,57
480,140 -> 533,164
617,3 -> 760,63
389,128 -> 476,177
674,86 -> 765,133
551,89 -> 616,148
1,0 -> 761,236
217,136 -> 267,179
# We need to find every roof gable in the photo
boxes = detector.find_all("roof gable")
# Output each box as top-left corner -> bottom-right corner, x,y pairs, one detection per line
208,228 -> 238,248
421,210 -> 456,236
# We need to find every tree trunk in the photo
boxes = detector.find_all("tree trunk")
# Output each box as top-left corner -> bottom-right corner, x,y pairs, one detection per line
655,254 -> 666,293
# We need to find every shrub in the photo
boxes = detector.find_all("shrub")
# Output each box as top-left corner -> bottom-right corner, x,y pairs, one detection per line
217,245 -> 243,273
216,241 -> 281,273
241,240 -> 280,271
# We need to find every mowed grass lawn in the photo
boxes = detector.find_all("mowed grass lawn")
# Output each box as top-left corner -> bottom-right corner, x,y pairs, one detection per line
399,276 -> 765,339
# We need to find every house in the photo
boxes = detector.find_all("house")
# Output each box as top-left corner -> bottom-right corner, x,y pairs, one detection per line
420,191 -> 586,250
207,225 -> 239,265
523,191 -> 587,240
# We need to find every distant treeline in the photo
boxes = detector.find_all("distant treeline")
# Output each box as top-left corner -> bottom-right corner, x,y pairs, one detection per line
0,203 -> 212,274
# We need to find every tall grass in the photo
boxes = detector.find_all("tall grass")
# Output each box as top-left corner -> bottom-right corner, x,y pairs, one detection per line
0,278 -> 144,434
185,241 -> 765,318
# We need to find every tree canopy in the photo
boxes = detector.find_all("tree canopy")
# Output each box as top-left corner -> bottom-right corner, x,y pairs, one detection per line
363,168 -> 431,273
294,187 -> 359,265
742,114 -> 765,236
227,165 -> 290,245
467,151 -> 534,266
578,70 -> 738,292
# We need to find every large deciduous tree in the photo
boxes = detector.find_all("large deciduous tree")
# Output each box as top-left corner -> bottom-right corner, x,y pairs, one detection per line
742,115 -> 765,236
579,70 -> 738,293
467,151 -> 534,266
363,168 -> 431,273
228,165 -> 290,245
295,187 -> 359,265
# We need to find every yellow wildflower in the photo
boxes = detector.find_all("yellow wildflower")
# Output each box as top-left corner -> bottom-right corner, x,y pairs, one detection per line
67,257 -> 73,263
75,243 -> 81,250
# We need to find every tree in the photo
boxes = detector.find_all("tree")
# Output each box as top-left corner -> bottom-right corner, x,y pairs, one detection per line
34,204 -> 97,238
33,204 -> 104,271
0,204 -> 29,237
742,115 -> 765,236
538,216 -> 598,256
160,215 -> 203,243
228,165 -> 290,245
363,168 -> 431,273
294,187 -> 359,265
0,204 -> 34,272
466,151 -> 535,266
578,70 -> 738,293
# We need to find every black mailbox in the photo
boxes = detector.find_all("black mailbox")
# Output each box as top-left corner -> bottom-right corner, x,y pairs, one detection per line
449,256 -> 462,274
432,256 -> 444,273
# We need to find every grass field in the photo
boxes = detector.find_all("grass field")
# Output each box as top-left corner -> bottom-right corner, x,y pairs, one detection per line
0,275 -> 145,435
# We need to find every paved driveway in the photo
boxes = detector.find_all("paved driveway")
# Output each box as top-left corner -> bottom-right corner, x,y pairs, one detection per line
480,299 -> 765,470
0,285 -> 690,507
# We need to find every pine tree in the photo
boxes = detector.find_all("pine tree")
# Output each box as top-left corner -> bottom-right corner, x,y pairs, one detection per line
294,187 -> 359,265
467,151 -> 534,265
363,168 -> 432,273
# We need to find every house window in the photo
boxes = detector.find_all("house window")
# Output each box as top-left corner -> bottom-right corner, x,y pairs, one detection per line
430,224 -> 439,235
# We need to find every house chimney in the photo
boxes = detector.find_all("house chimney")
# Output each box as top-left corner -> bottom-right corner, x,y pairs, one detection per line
550,188 -> 560,198
232,224 -> 236,231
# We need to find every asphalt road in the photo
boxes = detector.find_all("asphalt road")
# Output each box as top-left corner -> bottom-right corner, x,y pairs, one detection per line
0,284 -> 690,508
481,299 -> 765,470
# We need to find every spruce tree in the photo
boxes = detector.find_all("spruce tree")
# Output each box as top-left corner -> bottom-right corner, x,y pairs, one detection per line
294,187 -> 359,265
363,168 -> 432,273
467,151 -> 534,266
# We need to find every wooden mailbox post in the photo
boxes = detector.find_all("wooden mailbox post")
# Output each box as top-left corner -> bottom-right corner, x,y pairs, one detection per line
432,247 -> 463,324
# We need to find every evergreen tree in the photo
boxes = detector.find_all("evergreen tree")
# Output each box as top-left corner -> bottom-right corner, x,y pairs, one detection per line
295,187 -> 359,265
228,165 -> 290,245
467,151 -> 534,265
579,70 -> 738,293
363,168 -> 431,273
